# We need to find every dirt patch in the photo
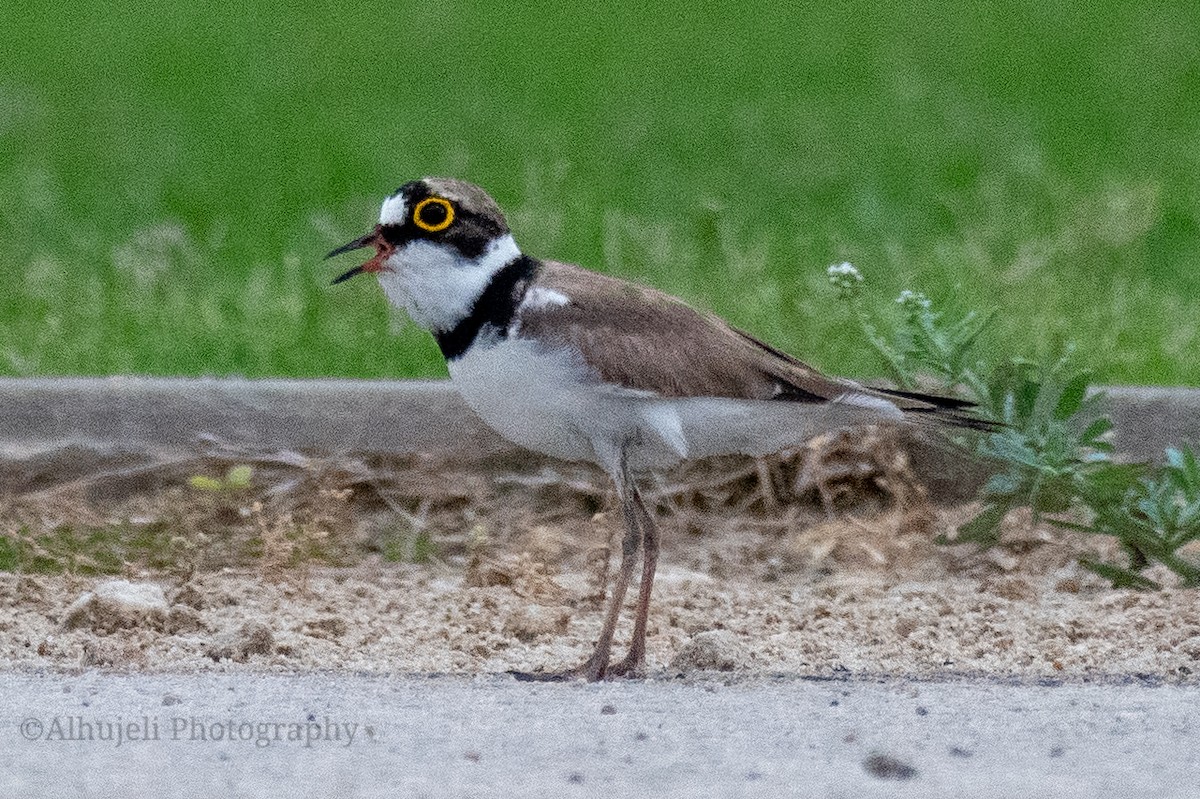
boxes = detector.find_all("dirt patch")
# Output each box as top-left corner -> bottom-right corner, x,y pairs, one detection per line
1,436 -> 1199,680
2,529 -> 1199,679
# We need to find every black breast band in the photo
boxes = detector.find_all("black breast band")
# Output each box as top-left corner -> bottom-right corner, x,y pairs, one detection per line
435,255 -> 539,361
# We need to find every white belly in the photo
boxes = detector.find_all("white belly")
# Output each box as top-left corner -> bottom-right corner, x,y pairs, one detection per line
447,338 -> 621,466
448,337 -> 905,477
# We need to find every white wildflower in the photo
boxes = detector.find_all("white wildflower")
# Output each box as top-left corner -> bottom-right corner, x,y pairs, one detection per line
895,289 -> 932,315
826,262 -> 863,298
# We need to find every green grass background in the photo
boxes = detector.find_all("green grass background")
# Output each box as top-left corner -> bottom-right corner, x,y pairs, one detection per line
2,0 -> 1198,383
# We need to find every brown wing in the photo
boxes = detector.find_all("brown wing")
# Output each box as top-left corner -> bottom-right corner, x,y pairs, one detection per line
515,262 -> 854,402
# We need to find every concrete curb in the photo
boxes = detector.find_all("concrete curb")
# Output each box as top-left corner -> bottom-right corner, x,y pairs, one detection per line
0,379 -> 1196,472
1103,386 -> 1200,461
2,378 -> 1197,458
0,377 -> 508,458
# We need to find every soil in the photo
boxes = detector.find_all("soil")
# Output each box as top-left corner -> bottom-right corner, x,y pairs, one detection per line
2,436 -> 1199,681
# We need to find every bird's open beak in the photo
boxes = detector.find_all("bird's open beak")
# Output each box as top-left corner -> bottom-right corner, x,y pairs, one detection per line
326,225 -> 388,284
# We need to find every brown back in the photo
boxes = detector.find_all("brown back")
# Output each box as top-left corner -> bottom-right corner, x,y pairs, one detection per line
516,262 -> 856,402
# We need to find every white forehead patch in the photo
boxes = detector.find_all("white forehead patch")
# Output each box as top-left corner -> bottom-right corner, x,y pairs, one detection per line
379,193 -> 409,226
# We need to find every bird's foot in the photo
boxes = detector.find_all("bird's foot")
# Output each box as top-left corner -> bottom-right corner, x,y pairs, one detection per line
507,666 -> 595,683
508,650 -> 650,682
604,647 -> 646,679
508,651 -> 610,682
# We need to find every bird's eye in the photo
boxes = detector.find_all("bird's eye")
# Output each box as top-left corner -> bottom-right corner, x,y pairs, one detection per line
413,197 -> 454,232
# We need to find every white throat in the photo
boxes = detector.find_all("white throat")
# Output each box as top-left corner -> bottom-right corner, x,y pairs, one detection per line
376,234 -> 522,332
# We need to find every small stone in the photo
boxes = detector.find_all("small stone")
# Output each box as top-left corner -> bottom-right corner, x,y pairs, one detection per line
205,622 -> 275,662
863,753 -> 918,781
61,580 -> 169,633
670,630 -> 743,673
503,607 -> 570,643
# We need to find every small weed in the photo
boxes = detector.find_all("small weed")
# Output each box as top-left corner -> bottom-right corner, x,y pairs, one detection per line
381,526 -> 439,564
828,263 -> 992,399
1066,447 -> 1200,589
0,521 -> 181,575
189,464 -> 254,492
959,357 -> 1113,547
828,263 -> 1199,587
0,534 -> 22,572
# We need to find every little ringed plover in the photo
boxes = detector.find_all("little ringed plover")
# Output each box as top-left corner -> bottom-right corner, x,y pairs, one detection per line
328,177 -> 987,681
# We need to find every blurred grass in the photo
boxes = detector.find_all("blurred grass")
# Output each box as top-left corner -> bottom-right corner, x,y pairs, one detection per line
0,521 -> 182,575
1,0 -> 1198,383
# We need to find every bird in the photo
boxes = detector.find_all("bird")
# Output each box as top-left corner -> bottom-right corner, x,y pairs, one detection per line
327,177 -> 988,681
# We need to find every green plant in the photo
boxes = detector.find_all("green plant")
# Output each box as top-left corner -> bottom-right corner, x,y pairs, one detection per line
0,521 -> 182,575
829,264 -> 994,400
1064,447 -> 1200,589
189,464 -> 254,492
828,267 -> 1111,542
380,524 -> 438,564
960,357 -> 1113,546
829,263 -> 1200,587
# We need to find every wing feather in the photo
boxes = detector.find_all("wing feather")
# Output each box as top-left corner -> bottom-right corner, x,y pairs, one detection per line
515,261 -> 992,429
516,262 -> 847,401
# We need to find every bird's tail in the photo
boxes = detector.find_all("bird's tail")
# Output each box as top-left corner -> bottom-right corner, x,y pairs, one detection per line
870,386 -> 1002,432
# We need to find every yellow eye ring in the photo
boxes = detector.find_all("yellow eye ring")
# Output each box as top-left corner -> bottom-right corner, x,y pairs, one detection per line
412,197 -> 455,232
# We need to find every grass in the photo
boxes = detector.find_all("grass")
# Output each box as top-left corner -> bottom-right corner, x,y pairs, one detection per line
2,1 -> 1199,383
0,520 -> 183,575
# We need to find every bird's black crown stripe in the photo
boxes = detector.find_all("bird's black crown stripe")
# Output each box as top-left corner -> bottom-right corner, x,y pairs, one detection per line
435,255 -> 539,361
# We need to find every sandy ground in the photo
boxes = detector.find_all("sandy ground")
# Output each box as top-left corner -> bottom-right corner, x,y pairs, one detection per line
5,445 -> 1200,797
2,438 -> 1199,681
3,508 -> 1199,681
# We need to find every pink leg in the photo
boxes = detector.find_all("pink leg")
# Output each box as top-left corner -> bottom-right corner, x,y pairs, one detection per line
511,482 -> 644,682
608,488 -> 658,677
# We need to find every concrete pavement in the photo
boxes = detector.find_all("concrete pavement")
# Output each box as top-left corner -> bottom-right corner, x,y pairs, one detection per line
3,671 -> 1197,798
